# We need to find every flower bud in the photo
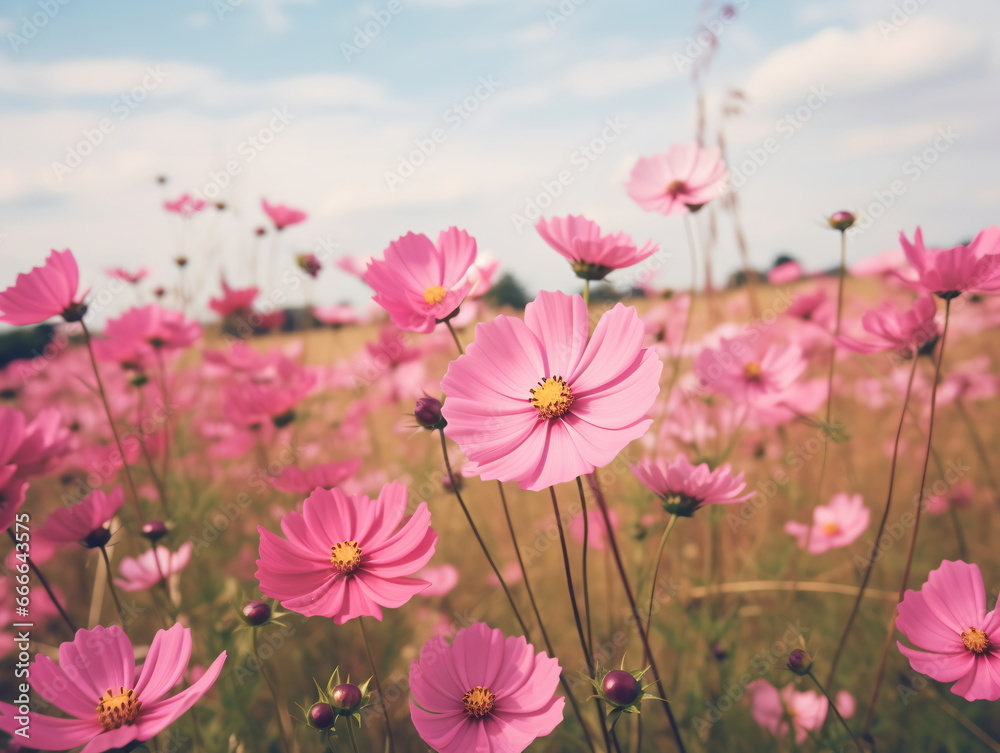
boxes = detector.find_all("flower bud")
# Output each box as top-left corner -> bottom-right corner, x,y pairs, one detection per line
827,211 -> 856,231
331,683 -> 363,713
241,600 -> 271,627
787,648 -> 813,676
308,702 -> 335,730
414,397 -> 447,430
82,527 -> 111,549
141,520 -> 169,543
601,670 -> 642,707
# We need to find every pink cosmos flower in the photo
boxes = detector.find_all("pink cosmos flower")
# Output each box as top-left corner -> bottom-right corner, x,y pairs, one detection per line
767,260 -> 803,285
106,268 -> 150,284
900,226 -> 1000,298
0,623 -> 225,751
255,482 -> 436,624
163,193 -> 208,216
313,304 -> 360,327
40,486 -> 124,545
626,142 -> 729,215
632,455 -> 753,516
441,290 -> 662,491
924,480 -> 975,516
534,215 -> 658,280
209,277 -> 259,317
0,406 -> 72,532
363,227 -> 478,334
695,336 -> 806,401
267,459 -> 363,494
115,543 -> 193,592
747,680 -> 853,743
415,564 -> 460,596
897,560 -> 1000,701
784,493 -> 870,554
409,622 -> 564,753
262,198 -> 307,230
0,249 -> 87,325
102,306 -> 201,356
838,296 -> 938,356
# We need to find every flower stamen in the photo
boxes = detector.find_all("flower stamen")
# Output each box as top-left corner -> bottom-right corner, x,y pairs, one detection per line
743,362 -> 763,382
961,627 -> 990,654
529,376 -> 574,419
96,687 -> 141,731
423,286 -> 448,306
463,685 -> 497,718
330,541 -> 362,574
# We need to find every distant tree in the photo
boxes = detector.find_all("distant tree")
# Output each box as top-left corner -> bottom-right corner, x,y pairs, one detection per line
485,273 -> 530,310
0,324 -> 54,369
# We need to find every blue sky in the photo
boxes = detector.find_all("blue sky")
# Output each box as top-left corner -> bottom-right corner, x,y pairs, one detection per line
1,0 -> 998,320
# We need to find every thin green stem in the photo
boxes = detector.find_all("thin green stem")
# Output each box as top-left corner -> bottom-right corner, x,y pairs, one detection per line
583,279 -> 591,309
444,319 -> 464,356
550,486 -> 593,674
81,321 -> 144,524
99,546 -> 127,633
586,474 -> 687,753
253,628 -> 291,753
576,477 -> 595,666
438,430 -> 534,639
346,720 -> 363,753
644,514 -> 678,651
7,529 -> 76,634
807,671 -> 862,753
954,398 -> 1000,508
825,355 -> 919,689
359,616 -> 396,753
495,481 -> 600,753
863,298 -> 951,737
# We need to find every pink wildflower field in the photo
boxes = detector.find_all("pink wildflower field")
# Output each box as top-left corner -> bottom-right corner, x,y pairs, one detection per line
0,3 -> 998,752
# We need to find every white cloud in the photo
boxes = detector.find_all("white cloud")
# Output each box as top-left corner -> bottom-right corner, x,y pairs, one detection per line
744,16 -> 985,109
559,51 -> 684,98
185,11 -> 214,30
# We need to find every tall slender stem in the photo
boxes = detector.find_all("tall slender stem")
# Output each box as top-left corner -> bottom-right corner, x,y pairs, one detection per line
153,348 -> 172,509
583,279 -> 591,309
863,298 -> 952,736
99,546 -> 127,633
437,430 -> 533,640
806,671 -> 863,753
7,529 -> 76,634
80,321 -> 144,524
954,398 -> 1000,507
444,319 -> 464,356
359,616 -> 396,753
644,514 -> 678,650
825,355 -> 919,689
496,481 -> 600,753
586,474 -> 687,753
252,628 -> 291,753
550,486 -> 593,674
576,477 -> 595,665
346,720 -> 363,753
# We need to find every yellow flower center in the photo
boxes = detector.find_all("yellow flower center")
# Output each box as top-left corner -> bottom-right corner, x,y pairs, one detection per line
821,522 -> 840,536
330,540 -> 362,574
423,286 -> 448,306
743,362 -> 763,382
97,687 -> 141,731
961,627 -> 990,655
529,376 -> 574,419
463,685 -> 497,718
